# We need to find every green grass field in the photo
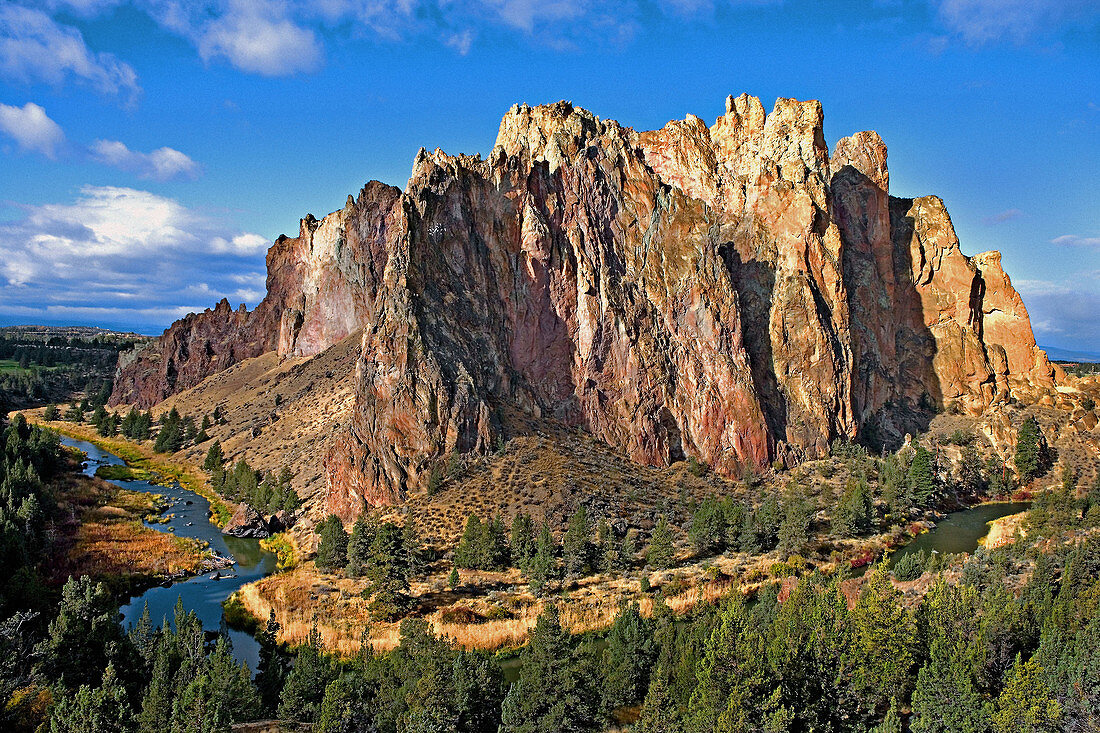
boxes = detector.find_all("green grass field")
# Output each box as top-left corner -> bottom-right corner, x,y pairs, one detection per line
0,359 -> 68,374
0,359 -> 27,374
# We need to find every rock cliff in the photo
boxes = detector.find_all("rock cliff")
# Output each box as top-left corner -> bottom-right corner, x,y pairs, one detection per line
111,95 -> 1060,519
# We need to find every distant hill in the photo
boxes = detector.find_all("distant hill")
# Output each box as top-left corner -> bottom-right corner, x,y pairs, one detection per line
0,325 -> 147,340
1044,346 -> 1100,363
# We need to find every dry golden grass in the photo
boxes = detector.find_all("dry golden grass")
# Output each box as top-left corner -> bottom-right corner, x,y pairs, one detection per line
236,558 -> 746,656
982,511 -> 1027,550
49,469 -> 209,583
64,519 -> 207,579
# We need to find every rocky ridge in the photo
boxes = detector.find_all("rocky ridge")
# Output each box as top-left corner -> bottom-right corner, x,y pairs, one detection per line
112,95 -> 1061,522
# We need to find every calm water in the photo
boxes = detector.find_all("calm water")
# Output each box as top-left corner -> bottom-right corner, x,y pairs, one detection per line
62,437 -> 276,671
888,501 -> 1030,566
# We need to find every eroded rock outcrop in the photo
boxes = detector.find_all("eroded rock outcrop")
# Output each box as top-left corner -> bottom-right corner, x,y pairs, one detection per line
110,94 -> 1059,521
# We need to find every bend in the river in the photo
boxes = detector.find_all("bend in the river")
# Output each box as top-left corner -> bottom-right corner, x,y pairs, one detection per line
62,436 -> 276,671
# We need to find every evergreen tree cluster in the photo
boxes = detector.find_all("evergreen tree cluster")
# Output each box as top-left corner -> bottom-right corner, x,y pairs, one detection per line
0,332 -> 122,410
0,413 -> 62,616
449,508 -> 635,593
831,474 -> 875,537
316,514 -> 425,621
118,407 -> 153,441
204,443 -> 299,515
42,585 -> 259,733
0,423 -> 1098,733
686,488 -> 817,560
454,514 -> 510,571
878,444 -> 948,514
152,408 -> 211,454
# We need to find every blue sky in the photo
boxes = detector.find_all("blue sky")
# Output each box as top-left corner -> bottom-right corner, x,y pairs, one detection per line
0,0 -> 1097,353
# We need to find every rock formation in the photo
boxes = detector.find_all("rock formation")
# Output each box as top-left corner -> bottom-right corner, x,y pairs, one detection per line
222,503 -> 273,539
111,94 -> 1060,520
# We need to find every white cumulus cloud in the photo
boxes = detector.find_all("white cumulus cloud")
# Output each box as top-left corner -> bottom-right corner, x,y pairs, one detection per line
196,1 -> 323,76
0,185 -> 271,331
89,139 -> 200,180
0,101 -> 65,158
0,5 -> 140,105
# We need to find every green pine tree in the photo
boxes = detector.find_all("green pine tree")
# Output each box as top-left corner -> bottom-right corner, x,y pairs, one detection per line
562,506 -> 591,579
315,515 -> 349,571
500,606 -> 598,732
278,625 -> 334,723
646,516 -> 675,570
1014,417 -> 1046,484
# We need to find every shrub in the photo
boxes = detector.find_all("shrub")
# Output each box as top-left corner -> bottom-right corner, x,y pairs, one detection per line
315,515 -> 349,571
891,550 -> 926,582
770,561 -> 796,578
947,429 -> 975,446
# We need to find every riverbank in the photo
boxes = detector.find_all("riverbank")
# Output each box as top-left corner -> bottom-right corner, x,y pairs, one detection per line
51,434 -> 279,671
21,409 -> 235,527
48,442 -> 217,598
234,497 -> 1027,657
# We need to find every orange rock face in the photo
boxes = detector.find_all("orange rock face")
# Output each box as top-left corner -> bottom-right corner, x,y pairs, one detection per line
110,95 -> 1059,520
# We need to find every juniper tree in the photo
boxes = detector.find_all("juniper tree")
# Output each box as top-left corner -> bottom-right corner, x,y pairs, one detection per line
646,516 -> 675,570
777,494 -> 813,556
500,606 -> 599,732
315,515 -> 349,571
562,505 -> 591,579
909,446 -> 937,507
345,515 -> 377,577
454,515 -> 485,569
278,625 -> 335,723
601,601 -> 656,715
1014,417 -> 1044,484
528,523 -> 558,595
833,475 -> 873,537
510,513 -> 535,572
688,496 -> 726,555
203,441 -> 225,472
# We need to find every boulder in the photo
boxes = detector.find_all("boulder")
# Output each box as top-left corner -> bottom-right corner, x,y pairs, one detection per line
222,504 -> 270,539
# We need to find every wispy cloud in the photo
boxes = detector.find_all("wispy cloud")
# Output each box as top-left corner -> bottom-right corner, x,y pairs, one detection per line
12,0 -> 791,80
1015,278 -> 1073,297
932,0 -> 1100,45
983,208 -> 1022,225
0,186 -> 269,330
0,4 -> 140,105
1014,275 -> 1100,349
0,101 -> 65,158
1052,234 -> 1100,248
89,139 -> 200,181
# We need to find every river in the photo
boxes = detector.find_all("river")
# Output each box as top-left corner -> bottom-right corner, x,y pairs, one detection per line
887,501 -> 1030,567
63,435 -> 1027,675
62,436 -> 276,671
